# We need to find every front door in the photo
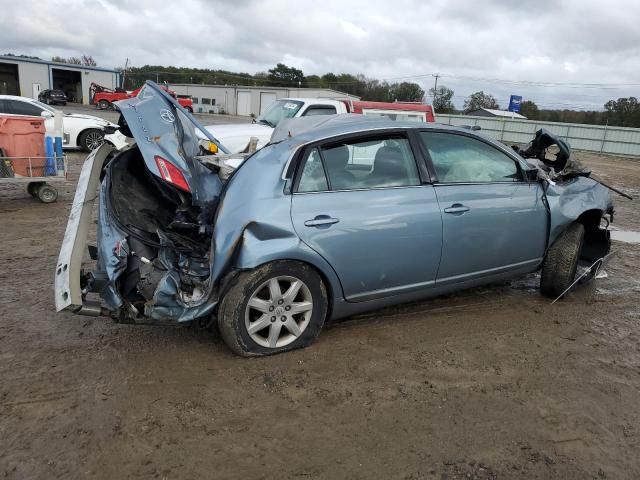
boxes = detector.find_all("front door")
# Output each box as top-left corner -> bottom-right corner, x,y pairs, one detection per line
418,130 -> 548,284
291,132 -> 442,302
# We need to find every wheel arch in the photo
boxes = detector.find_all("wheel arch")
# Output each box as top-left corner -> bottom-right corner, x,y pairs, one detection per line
231,246 -> 343,321
77,127 -> 105,148
574,208 -> 611,262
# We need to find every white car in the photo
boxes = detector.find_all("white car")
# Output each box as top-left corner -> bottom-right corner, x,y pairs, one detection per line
204,98 -> 347,153
0,95 -> 128,152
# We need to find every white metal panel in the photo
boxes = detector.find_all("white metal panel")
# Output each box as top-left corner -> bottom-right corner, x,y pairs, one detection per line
83,70 -> 117,104
17,62 -> 49,97
436,114 -> 640,157
236,90 -> 251,116
31,83 -> 41,99
260,92 -> 277,115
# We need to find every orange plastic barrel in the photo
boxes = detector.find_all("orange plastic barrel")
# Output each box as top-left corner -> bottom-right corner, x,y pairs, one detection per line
0,115 -> 46,176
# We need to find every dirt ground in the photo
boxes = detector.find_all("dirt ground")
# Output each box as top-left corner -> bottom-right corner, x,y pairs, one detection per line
0,146 -> 639,480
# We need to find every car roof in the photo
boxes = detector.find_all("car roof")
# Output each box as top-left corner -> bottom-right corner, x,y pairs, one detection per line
279,97 -> 340,103
0,95 -> 37,102
273,114 -> 488,145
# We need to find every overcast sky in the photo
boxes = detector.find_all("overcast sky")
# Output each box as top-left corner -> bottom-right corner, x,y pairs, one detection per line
2,0 -> 639,109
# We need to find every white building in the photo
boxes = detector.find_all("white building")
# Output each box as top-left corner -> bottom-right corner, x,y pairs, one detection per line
0,55 -> 120,104
169,83 -> 360,116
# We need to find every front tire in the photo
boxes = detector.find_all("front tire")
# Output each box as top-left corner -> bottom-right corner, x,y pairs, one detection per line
540,222 -> 585,298
78,129 -> 105,152
217,261 -> 327,356
97,100 -> 111,110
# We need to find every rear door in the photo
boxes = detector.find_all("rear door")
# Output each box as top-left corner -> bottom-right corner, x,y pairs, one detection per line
290,131 -> 442,302
418,130 -> 548,285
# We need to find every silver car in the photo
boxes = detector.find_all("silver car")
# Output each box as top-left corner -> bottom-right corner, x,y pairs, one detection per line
55,82 -> 614,356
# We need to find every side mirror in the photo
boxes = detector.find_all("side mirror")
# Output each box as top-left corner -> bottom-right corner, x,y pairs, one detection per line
41,110 -> 53,119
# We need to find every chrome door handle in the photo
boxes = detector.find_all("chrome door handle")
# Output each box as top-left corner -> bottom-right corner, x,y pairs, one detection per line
443,204 -> 470,214
304,215 -> 340,227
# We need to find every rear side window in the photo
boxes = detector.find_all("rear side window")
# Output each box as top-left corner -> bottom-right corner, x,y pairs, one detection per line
296,135 -> 420,192
302,105 -> 337,117
3,99 -> 43,116
420,131 -> 520,183
298,148 -> 329,192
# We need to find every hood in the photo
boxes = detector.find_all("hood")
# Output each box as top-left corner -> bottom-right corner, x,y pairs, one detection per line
64,112 -> 115,127
204,122 -> 273,153
116,81 -> 229,207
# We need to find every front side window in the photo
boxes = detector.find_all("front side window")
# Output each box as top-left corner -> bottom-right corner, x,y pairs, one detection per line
296,135 -> 420,192
33,100 -> 55,113
420,131 -> 520,183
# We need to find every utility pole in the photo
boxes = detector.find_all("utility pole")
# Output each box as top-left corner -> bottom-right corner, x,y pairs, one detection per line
432,73 -> 440,106
121,58 -> 128,89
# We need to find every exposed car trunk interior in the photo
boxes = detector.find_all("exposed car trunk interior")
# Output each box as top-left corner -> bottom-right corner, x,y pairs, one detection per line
105,148 -> 215,309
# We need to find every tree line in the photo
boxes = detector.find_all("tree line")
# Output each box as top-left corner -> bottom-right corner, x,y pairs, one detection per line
120,63 -> 426,102
7,53 -> 639,128
120,62 -> 640,127
51,55 -> 97,66
430,85 -> 640,128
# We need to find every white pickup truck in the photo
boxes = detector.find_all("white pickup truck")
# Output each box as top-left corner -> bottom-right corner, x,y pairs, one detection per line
204,98 -> 435,153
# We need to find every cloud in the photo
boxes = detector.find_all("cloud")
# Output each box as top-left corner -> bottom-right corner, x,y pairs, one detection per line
1,0 -> 639,109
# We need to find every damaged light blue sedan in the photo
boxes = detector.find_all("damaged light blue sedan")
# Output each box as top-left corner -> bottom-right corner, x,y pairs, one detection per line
55,82 -> 614,356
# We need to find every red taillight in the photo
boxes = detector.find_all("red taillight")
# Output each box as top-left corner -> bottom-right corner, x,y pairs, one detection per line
154,155 -> 191,192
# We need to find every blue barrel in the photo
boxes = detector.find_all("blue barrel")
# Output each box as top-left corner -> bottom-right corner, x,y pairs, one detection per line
45,136 -> 56,176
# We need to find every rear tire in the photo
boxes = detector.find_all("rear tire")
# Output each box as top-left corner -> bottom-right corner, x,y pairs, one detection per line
540,223 -> 585,298
217,261 -> 327,357
98,100 -> 111,110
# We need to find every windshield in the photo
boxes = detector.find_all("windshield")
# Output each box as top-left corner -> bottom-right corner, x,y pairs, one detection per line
256,100 -> 303,128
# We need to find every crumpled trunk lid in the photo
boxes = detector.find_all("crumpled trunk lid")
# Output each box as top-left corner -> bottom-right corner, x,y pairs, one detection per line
116,81 -> 229,208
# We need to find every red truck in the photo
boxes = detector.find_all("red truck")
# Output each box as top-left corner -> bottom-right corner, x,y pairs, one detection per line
90,83 -> 193,112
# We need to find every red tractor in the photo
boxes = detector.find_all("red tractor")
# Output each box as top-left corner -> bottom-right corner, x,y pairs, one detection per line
90,83 -> 193,113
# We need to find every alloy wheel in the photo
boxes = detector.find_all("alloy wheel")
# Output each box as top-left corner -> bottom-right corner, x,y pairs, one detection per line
244,276 -> 313,348
85,131 -> 104,150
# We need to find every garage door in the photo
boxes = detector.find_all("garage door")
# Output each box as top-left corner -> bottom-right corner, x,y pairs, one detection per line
260,92 -> 277,115
236,91 -> 251,116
